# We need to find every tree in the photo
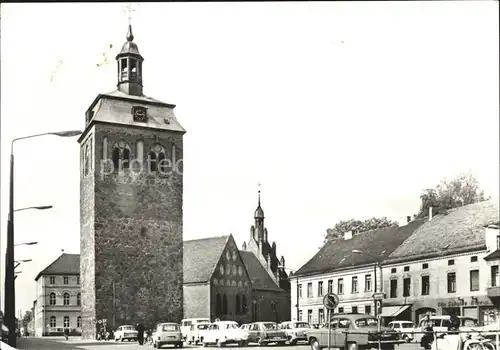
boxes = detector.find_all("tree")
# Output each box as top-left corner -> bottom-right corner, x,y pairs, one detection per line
325,216 -> 400,243
21,310 -> 32,329
416,170 -> 487,218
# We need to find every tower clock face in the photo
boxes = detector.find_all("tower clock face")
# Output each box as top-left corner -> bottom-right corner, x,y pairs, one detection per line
132,106 -> 148,122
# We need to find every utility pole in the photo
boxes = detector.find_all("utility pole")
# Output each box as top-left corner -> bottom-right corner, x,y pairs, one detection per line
112,281 -> 116,329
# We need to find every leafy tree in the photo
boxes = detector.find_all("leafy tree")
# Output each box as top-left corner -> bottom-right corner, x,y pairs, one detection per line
21,310 -> 32,329
416,171 -> 487,218
325,217 -> 399,243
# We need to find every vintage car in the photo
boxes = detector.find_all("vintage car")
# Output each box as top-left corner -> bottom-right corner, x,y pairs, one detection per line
306,314 -> 401,350
187,323 -> 210,345
387,321 -> 416,342
247,322 -> 288,346
153,323 -> 183,349
114,325 -> 139,342
202,321 -> 248,347
414,315 -> 480,347
180,318 -> 210,342
280,321 -> 311,345
240,324 -> 251,339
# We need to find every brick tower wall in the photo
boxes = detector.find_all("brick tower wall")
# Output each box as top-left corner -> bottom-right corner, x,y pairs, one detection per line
80,123 -> 184,339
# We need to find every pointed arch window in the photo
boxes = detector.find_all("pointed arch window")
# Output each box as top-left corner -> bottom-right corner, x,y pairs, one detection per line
49,293 -> 56,305
215,293 -> 222,315
149,144 -> 168,173
136,140 -> 144,161
242,295 -> 247,313
222,294 -> 228,315
112,141 -> 131,171
102,136 -> 108,160
235,295 -> 241,314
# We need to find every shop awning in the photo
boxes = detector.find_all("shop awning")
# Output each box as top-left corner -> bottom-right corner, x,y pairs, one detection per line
380,305 -> 411,317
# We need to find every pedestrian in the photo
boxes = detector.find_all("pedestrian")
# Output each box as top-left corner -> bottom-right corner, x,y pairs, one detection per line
64,327 -> 69,340
136,322 -> 145,345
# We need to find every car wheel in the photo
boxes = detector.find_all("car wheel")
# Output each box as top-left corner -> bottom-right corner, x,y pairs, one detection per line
120,336 -> 124,342
290,339 -> 297,346
216,339 -> 224,347
277,341 -> 286,346
310,338 -> 320,350
178,342 -> 184,348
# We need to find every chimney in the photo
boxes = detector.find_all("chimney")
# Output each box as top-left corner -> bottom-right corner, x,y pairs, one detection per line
344,230 -> 353,240
407,216 -> 411,223
429,206 -> 433,221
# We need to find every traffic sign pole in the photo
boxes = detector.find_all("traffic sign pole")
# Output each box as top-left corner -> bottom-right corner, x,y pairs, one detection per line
322,293 -> 339,350
327,308 -> 331,350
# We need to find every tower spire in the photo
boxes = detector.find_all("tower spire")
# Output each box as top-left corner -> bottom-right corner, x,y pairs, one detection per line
254,183 -> 264,219
126,4 -> 135,42
257,182 -> 262,206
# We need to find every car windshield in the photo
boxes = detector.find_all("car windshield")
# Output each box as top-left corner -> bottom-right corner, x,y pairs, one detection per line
225,324 -> 239,329
197,320 -> 209,324
294,322 -> 310,328
123,326 -> 135,331
461,319 -> 478,327
263,323 -> 278,330
401,323 -> 414,328
198,325 -> 209,330
355,318 -> 378,327
162,324 -> 179,332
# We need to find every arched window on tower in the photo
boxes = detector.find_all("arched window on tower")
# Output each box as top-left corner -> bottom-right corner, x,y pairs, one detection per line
136,140 -> 143,161
149,151 -> 157,172
112,147 -> 120,170
235,295 -> 241,314
149,144 -> 167,173
215,293 -> 222,315
102,136 -> 108,160
157,152 -> 166,173
112,141 -> 131,172
123,148 -> 130,169
121,59 -> 128,79
222,294 -> 228,315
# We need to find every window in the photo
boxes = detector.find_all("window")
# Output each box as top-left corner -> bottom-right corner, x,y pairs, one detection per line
64,316 -> 70,328
49,293 -> 56,305
352,306 -> 358,313
77,316 -> 81,328
136,141 -> 144,161
403,278 -> 411,297
222,294 -> 228,314
448,259 -> 455,266
298,284 -> 303,298
235,295 -> 241,314
352,276 -> 358,293
338,278 -> 344,294
390,279 -> 398,298
112,141 -> 131,171
492,266 -> 499,287
77,276 -> 80,285
112,147 -> 120,169
50,316 -> 56,327
298,310 -> 303,321
470,270 -> 479,291
391,268 -> 396,273
318,281 -> 324,296
471,256 -> 478,263
422,263 -> 429,269
404,266 -> 410,272
447,272 -> 456,293
307,310 -> 313,324
149,144 -> 167,173
319,309 -> 325,324
328,280 -> 333,294
307,283 -> 313,298
63,277 -> 69,285
77,293 -> 81,306
365,305 -> 371,315
215,294 -> 221,315
338,307 -> 344,313
497,235 -> 500,249
123,148 -> 130,169
63,293 -> 70,306
49,276 -> 55,284
365,275 -> 372,292
102,136 -> 108,160
242,295 -> 247,313
421,275 -> 430,295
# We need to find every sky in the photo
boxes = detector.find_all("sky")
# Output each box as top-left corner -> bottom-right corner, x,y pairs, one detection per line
1,2 -> 499,314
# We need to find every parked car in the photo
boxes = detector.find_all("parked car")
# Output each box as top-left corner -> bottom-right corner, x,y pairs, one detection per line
153,323 -> 183,349
180,318 -> 210,342
247,322 -> 288,346
280,321 -> 311,345
306,314 -> 402,350
387,321 -> 416,343
202,321 -> 248,347
414,315 -> 480,347
240,324 -> 251,340
114,325 -> 138,342
187,323 -> 210,345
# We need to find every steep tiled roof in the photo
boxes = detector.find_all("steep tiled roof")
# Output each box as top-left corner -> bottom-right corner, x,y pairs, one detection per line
34,253 -> 80,281
183,236 -> 229,284
240,251 -> 284,292
385,200 -> 499,265
295,220 -> 426,277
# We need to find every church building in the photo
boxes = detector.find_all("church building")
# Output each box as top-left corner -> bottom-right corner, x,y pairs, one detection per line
79,24 -> 185,339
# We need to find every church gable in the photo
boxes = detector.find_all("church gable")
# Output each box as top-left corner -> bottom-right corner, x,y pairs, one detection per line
211,235 -> 251,289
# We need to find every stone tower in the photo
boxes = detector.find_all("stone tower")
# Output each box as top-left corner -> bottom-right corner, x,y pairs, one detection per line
79,24 -> 186,339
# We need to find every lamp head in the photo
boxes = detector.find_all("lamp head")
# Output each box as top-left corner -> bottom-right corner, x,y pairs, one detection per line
51,130 -> 82,137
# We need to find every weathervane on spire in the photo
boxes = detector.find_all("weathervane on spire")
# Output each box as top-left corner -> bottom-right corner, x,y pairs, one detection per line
124,3 -> 137,41
257,182 -> 262,206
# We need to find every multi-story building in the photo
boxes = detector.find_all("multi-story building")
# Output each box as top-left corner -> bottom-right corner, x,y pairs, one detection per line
381,200 -> 499,325
33,254 -> 81,336
291,219 -> 425,324
484,224 -> 500,312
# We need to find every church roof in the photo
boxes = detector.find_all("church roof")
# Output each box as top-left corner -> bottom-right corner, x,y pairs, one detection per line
183,236 -> 230,284
384,200 -> 499,265
239,251 -> 283,292
295,219 -> 425,277
254,206 -> 264,219
34,254 -> 80,281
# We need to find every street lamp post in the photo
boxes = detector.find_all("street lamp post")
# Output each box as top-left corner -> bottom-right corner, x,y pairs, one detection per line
4,130 -> 81,346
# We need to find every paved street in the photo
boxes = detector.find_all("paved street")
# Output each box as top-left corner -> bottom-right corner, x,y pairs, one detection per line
14,337 -> 423,350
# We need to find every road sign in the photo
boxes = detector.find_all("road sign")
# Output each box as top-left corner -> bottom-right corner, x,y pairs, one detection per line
375,299 -> 383,316
323,293 -> 339,310
372,292 -> 385,300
